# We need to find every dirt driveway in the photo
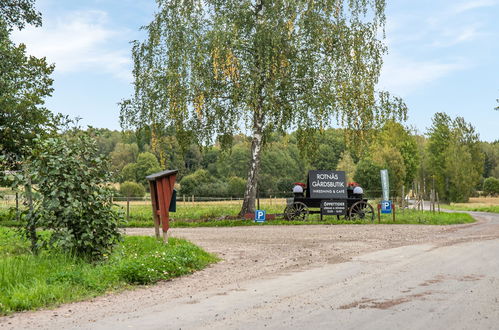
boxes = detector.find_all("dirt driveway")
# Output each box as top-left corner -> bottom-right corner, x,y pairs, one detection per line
1,211 -> 499,329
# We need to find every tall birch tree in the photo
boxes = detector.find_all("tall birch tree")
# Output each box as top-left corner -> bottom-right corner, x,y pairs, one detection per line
120,0 -> 406,215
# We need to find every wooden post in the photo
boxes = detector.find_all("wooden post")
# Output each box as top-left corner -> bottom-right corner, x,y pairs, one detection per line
15,192 -> 19,221
25,178 -> 37,254
183,194 -> 185,202
401,185 -> 405,209
437,192 -> 440,212
377,203 -> 381,224
126,196 -> 130,221
392,203 -> 396,222
149,181 -> 161,239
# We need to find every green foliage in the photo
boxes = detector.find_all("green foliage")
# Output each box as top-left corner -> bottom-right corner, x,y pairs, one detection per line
426,113 -> 484,202
120,163 -> 138,182
0,0 -> 41,31
227,177 -> 246,197
336,151 -> 356,183
135,152 -> 162,183
10,130 -> 122,260
110,142 -> 139,174
370,120 -> 419,188
120,0 -> 407,214
119,181 -> 146,198
0,229 -> 218,315
483,177 -> 499,196
354,159 -> 382,192
0,17 -> 54,165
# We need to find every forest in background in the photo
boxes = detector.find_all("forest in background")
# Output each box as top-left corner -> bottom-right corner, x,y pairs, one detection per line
89,113 -> 499,203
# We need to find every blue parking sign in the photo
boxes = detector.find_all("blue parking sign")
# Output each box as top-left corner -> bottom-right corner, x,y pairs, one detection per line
255,210 -> 266,222
381,200 -> 392,214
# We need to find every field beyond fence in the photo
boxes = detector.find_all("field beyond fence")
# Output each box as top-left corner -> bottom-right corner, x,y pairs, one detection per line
0,195 -> 478,227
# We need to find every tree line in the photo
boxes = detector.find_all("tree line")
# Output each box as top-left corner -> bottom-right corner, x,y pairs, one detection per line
91,115 -> 498,202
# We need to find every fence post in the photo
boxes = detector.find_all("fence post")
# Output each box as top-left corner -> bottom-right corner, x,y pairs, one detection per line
192,195 -> 194,204
126,196 -> 130,221
15,192 -> 19,221
437,192 -> 440,212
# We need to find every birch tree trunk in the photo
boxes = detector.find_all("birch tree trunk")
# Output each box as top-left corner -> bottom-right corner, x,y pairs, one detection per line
240,111 -> 264,216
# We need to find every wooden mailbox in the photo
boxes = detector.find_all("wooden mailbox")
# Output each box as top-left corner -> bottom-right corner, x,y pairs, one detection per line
146,169 -> 178,243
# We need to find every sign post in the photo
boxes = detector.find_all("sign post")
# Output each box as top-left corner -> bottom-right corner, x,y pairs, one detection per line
255,210 -> 266,223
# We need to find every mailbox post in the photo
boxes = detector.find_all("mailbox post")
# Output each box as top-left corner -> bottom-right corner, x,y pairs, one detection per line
146,170 -> 178,243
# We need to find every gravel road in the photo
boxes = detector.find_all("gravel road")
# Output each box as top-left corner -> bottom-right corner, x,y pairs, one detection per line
1,211 -> 499,329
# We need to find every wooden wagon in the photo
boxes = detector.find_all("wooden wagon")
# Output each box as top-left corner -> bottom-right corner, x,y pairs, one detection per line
284,170 -> 374,221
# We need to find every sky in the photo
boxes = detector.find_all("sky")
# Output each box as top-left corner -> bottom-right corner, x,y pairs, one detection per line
11,0 -> 499,142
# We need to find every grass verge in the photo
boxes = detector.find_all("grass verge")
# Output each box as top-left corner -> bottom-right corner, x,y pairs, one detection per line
126,208 -> 474,227
0,228 -> 218,315
441,204 -> 499,213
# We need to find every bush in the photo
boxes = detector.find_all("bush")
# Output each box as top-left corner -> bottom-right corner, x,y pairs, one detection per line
483,177 -> 499,196
120,181 -> 146,198
10,130 -> 122,260
227,176 -> 246,197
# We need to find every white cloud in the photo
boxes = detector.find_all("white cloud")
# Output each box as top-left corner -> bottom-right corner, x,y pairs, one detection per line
452,0 -> 498,14
11,10 -> 132,81
378,53 -> 467,96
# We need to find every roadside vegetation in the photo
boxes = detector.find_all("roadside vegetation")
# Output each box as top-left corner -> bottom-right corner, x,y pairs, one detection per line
442,197 -> 499,214
0,228 -> 218,315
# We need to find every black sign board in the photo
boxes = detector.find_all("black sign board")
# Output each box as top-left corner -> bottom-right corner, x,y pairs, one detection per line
321,200 -> 347,215
308,170 -> 347,199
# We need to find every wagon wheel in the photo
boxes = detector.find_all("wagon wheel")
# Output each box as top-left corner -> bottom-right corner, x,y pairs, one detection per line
348,201 -> 374,222
284,202 -> 309,221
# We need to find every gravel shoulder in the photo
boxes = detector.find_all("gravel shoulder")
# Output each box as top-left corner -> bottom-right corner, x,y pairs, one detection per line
1,212 -> 499,329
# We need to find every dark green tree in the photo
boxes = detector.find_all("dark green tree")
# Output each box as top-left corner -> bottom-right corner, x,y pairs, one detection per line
0,1 -> 54,165
353,158 -> 382,193
427,113 -> 483,202
120,0 -> 406,214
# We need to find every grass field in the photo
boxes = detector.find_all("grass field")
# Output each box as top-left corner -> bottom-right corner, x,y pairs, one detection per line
442,197 -> 499,213
0,198 -> 476,228
120,200 -> 474,227
0,228 -> 218,315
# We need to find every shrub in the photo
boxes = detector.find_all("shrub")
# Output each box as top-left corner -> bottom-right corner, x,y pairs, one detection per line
227,176 -> 246,197
483,177 -> 499,196
120,181 -> 146,198
10,130 -> 122,260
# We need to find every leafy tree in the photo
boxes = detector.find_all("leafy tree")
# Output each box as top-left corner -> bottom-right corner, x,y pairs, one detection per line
310,130 -> 346,171
135,152 -> 162,183
0,0 -> 41,30
120,181 -> 146,198
483,177 -> 499,196
370,121 -> 419,186
109,143 -> 139,174
372,145 -> 406,197
354,158 -> 382,193
227,176 -> 246,197
336,151 -> 356,183
120,0 -> 406,215
9,130 -> 122,260
427,113 -> 483,202
0,1 -> 54,166
120,163 -> 138,183
179,169 -> 212,196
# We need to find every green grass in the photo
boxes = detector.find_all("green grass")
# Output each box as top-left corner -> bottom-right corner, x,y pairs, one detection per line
0,228 -> 218,315
0,201 -> 476,229
441,204 -> 499,213
124,205 -> 474,227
